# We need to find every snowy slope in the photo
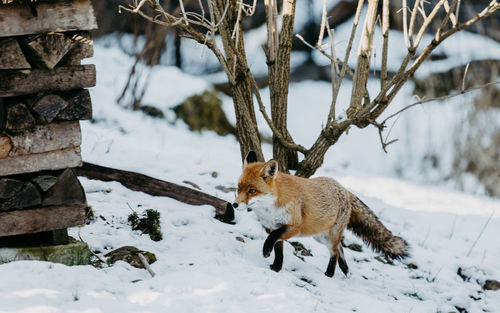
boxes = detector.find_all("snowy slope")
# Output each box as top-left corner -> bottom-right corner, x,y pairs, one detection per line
1,39 -> 500,313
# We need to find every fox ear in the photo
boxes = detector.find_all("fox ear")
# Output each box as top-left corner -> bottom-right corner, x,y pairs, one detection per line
244,150 -> 258,166
261,159 -> 278,181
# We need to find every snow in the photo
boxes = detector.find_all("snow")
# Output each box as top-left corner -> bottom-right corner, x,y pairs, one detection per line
2,11 -> 500,313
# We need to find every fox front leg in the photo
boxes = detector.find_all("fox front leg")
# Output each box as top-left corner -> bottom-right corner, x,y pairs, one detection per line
270,241 -> 284,272
263,226 -> 287,258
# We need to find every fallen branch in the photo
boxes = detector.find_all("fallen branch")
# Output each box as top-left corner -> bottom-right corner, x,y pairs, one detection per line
74,162 -> 234,224
138,252 -> 156,277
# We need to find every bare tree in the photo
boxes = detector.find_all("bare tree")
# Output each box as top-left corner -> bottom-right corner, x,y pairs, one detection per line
120,0 -> 500,177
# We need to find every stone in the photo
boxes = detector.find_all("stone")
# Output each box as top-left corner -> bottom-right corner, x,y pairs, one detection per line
105,246 -> 157,269
0,239 -> 92,266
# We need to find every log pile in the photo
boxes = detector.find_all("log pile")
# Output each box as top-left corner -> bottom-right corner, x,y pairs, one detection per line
0,0 -> 97,241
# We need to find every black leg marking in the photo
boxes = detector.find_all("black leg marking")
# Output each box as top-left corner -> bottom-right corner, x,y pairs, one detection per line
263,225 -> 287,258
325,254 -> 338,277
337,245 -> 349,276
270,240 -> 284,272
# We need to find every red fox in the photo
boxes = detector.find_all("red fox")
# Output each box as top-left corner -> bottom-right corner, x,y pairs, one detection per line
233,151 -> 409,277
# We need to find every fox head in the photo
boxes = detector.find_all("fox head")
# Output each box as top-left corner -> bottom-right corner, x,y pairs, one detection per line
233,151 -> 278,210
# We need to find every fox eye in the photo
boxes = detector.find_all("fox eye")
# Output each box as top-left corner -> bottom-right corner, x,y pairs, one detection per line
248,188 -> 257,194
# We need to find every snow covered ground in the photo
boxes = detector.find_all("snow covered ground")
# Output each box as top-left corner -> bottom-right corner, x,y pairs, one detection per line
2,13 -> 500,313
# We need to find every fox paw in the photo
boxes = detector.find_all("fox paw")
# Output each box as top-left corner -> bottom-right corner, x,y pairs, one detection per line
270,263 -> 282,272
263,243 -> 273,258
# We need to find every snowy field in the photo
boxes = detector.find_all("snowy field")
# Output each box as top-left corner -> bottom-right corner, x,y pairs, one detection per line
2,12 -> 500,313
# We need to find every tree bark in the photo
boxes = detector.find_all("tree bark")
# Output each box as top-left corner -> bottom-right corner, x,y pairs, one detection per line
214,0 -> 264,163
74,162 -> 235,223
267,0 -> 298,172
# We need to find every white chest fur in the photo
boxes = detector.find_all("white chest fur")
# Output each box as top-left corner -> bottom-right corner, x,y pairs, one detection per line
248,194 -> 291,229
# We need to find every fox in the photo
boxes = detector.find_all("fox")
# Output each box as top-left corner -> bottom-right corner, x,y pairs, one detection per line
233,151 -> 409,277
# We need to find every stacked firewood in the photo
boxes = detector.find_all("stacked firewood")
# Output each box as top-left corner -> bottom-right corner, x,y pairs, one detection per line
0,0 -> 97,239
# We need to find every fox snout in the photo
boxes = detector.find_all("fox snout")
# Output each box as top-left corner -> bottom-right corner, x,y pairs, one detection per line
232,198 -> 248,211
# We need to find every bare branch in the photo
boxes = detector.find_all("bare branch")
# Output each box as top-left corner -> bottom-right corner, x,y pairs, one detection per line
437,0 -> 459,40
408,0 -> 422,47
402,0 -> 410,48
249,74 -> 309,155
380,0 -> 390,90
326,0 -> 365,125
383,80 -> 500,125
376,81 -> 500,151
462,63 -> 470,92
317,0 -> 328,48
349,0 -> 379,113
414,0 -> 447,47
327,27 -> 338,119
178,0 -> 189,25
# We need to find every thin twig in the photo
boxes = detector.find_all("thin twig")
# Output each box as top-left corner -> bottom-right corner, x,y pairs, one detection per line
383,81 -> 500,124
375,81 -> 500,150
78,230 -> 107,264
408,0 -> 422,47
317,0 -> 328,47
327,0 -> 365,125
179,0 -> 189,25
415,0 -> 447,47
467,208 -> 495,256
402,0 -> 410,48
380,0 -> 390,90
461,63 -> 470,92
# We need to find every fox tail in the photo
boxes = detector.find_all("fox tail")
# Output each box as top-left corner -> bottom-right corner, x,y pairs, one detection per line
348,196 -> 409,259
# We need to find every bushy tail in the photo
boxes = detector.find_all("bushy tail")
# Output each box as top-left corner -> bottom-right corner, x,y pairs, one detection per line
347,196 -> 409,260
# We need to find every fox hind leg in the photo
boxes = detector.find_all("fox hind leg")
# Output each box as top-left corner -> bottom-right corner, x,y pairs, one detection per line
325,253 -> 339,277
337,244 -> 349,276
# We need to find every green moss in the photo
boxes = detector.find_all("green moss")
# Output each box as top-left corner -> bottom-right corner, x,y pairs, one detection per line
290,241 -> 312,260
347,243 -> 363,252
172,90 -> 236,136
0,240 -> 92,266
128,209 -> 163,241
404,292 -> 424,301
85,206 -> 96,224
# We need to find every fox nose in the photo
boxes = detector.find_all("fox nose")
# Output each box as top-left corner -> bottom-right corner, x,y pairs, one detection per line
232,202 -> 239,208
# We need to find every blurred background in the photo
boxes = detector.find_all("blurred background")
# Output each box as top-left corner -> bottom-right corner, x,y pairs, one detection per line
88,0 -> 500,198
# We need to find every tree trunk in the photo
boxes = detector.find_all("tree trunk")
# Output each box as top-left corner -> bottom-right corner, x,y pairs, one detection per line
215,0 -> 264,163
295,122 -> 350,177
267,0 -> 298,172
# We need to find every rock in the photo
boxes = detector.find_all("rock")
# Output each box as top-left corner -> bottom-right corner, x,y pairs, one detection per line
0,238 -> 92,266
483,279 -> 500,291
172,90 -> 236,136
347,243 -> 363,252
105,246 -> 157,269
